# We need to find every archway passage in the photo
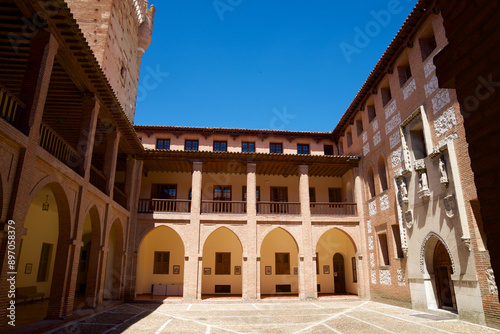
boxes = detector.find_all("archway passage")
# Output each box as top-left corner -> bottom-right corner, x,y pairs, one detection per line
433,241 -> 457,311
136,226 -> 185,300
316,228 -> 357,296
202,227 -> 242,298
260,228 -> 299,297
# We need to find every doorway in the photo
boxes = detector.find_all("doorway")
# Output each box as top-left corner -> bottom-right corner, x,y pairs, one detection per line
333,253 -> 346,294
433,242 -> 456,310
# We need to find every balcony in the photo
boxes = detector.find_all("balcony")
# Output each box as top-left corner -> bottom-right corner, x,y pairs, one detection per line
201,200 -> 246,214
39,122 -> 81,171
310,202 -> 357,216
0,84 -> 23,126
113,186 -> 128,209
256,202 -> 301,215
90,165 -> 107,194
138,199 -> 191,213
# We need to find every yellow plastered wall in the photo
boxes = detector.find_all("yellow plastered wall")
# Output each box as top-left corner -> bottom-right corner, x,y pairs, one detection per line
260,228 -> 299,294
104,223 -> 117,299
136,226 -> 185,294
316,229 -> 358,294
17,187 -> 58,297
309,176 -> 343,202
202,227 -> 243,294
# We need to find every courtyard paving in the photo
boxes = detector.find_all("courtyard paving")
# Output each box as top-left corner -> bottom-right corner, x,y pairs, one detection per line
45,300 -> 500,334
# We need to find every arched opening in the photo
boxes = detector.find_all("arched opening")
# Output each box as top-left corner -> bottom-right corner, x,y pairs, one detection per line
136,226 -> 185,300
378,156 -> 388,192
260,228 -> 299,297
16,183 -> 71,325
367,165 -> 376,198
316,228 -> 357,296
433,241 -> 457,311
202,227 -> 243,298
74,206 -> 101,309
104,219 -> 124,300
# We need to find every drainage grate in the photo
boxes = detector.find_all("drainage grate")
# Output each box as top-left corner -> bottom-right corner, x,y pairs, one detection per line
410,313 -> 450,321
276,284 -> 291,293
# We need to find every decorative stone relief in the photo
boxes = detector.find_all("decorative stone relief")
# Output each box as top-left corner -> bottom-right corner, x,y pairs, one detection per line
371,270 -> 377,284
391,147 -> 402,167
486,268 -> 498,295
385,100 -> 397,119
369,200 -> 377,216
443,194 -> 456,218
439,156 -> 449,186
424,59 -> 436,78
418,171 -> 431,200
405,210 -> 413,229
461,236 -> 471,251
380,194 -> 389,211
372,119 -> 379,132
420,232 -> 457,274
397,269 -> 405,286
370,253 -> 375,267
368,236 -> 374,250
438,132 -> 458,148
414,159 -> 426,171
389,131 -> 401,149
403,78 -> 416,100
434,106 -> 457,137
432,89 -> 451,114
385,112 -> 402,135
373,131 -> 381,147
367,220 -> 372,233
362,131 -> 368,143
398,177 -> 408,204
363,143 -> 370,156
424,76 -> 439,97
380,270 -> 391,285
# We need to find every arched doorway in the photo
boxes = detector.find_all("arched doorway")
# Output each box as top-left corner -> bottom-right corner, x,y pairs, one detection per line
316,228 -> 357,295
104,220 -> 124,300
433,241 -> 456,310
260,228 -> 299,297
136,226 -> 185,299
202,227 -> 243,297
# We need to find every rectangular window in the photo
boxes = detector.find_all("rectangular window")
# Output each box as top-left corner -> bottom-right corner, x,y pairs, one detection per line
367,105 -> 376,123
214,141 -> 227,152
420,34 -> 437,61
153,251 -> 170,274
37,243 -> 53,282
271,187 -> 288,213
156,138 -> 170,150
215,252 -> 231,275
185,140 -> 199,151
352,257 -> 357,283
356,120 -> 363,137
328,188 -> 342,203
398,64 -> 412,87
338,141 -> 344,155
297,144 -> 310,155
378,233 -> 390,266
270,142 -> 283,154
151,184 -> 177,199
214,185 -> 231,201
324,144 -> 334,156
275,253 -> 290,275
392,225 -> 405,259
309,187 -> 316,203
242,186 -> 260,201
346,131 -> 353,147
242,141 -> 255,152
381,87 -> 392,106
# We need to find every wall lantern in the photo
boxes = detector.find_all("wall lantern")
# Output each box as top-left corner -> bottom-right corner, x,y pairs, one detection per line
42,195 -> 49,211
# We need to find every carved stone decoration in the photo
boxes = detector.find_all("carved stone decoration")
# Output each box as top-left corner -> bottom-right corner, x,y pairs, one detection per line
439,156 -> 449,186
380,270 -> 391,285
414,159 -> 426,171
397,269 -> 406,286
405,210 -> 413,229
398,177 -> 408,204
418,170 -> 431,200
371,270 -> 377,284
461,236 -> 471,251
443,194 -> 456,218
420,232 -> 457,274
402,247 -> 409,257
486,268 -> 498,295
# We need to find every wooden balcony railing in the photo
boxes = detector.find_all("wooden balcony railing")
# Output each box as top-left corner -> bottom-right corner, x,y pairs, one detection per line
113,186 -> 128,209
0,84 -> 23,126
39,122 -> 81,170
310,202 -> 357,216
257,202 -> 301,215
90,165 -> 107,194
201,200 -> 246,214
138,199 -> 191,213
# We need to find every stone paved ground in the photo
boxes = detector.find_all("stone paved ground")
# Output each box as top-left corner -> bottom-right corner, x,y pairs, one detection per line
45,300 -> 500,334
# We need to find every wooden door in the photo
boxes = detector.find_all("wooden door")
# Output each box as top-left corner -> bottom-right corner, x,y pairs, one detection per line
333,253 -> 346,294
433,242 -> 457,310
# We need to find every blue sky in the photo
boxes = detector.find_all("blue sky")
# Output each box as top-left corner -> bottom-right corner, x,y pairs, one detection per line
134,0 -> 416,132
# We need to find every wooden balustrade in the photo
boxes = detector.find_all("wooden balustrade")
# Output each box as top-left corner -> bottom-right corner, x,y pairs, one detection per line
90,165 -> 107,194
138,199 -> 191,213
113,186 -> 128,208
201,200 -> 246,214
0,84 -> 23,125
39,122 -> 81,170
256,202 -> 301,215
310,202 -> 357,216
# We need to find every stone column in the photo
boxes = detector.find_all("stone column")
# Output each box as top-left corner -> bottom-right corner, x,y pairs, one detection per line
77,96 -> 100,179
243,163 -> 258,300
102,131 -> 120,196
299,164 -> 315,299
184,161 -> 202,301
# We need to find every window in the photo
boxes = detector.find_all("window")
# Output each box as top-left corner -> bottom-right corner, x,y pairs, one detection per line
381,86 -> 392,106
338,140 -> 344,155
356,119 -> 363,136
352,257 -> 357,283
328,188 -> 342,203
275,253 -> 290,275
214,141 -> 227,152
378,233 -> 390,266
37,243 -> 53,282
270,142 -> 283,153
185,140 -> 199,151
392,225 -> 405,259
297,144 -> 310,155
271,187 -> 288,213
367,105 -> 376,123
242,141 -> 255,152
215,252 -> 231,275
420,33 -> 437,61
367,166 -> 376,198
398,64 -> 412,87
242,186 -> 260,201
156,138 -> 170,150
151,184 -> 177,199
214,185 -> 231,201
409,122 -> 427,160
346,131 -> 353,147
378,156 -> 388,192
324,144 -> 334,155
153,251 -> 170,274
309,188 -> 316,203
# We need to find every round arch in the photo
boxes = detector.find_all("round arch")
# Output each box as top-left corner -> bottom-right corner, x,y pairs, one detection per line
420,232 -> 456,275
202,227 -> 243,296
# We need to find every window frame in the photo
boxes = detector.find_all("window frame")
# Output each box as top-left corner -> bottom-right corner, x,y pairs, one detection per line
185,139 -> 199,151
213,140 -> 227,152
215,252 -> 231,275
242,141 -> 255,152
156,138 -> 170,150
270,142 -> 283,154
153,251 -> 170,274
297,143 -> 310,155
275,252 -> 290,275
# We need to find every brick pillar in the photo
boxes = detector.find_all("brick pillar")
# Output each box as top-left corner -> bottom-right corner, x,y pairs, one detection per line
243,163 -> 258,300
77,96 -> 100,179
184,161 -> 202,301
102,131 -> 120,196
124,158 -> 140,210
353,167 -> 369,299
299,164 -> 315,299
